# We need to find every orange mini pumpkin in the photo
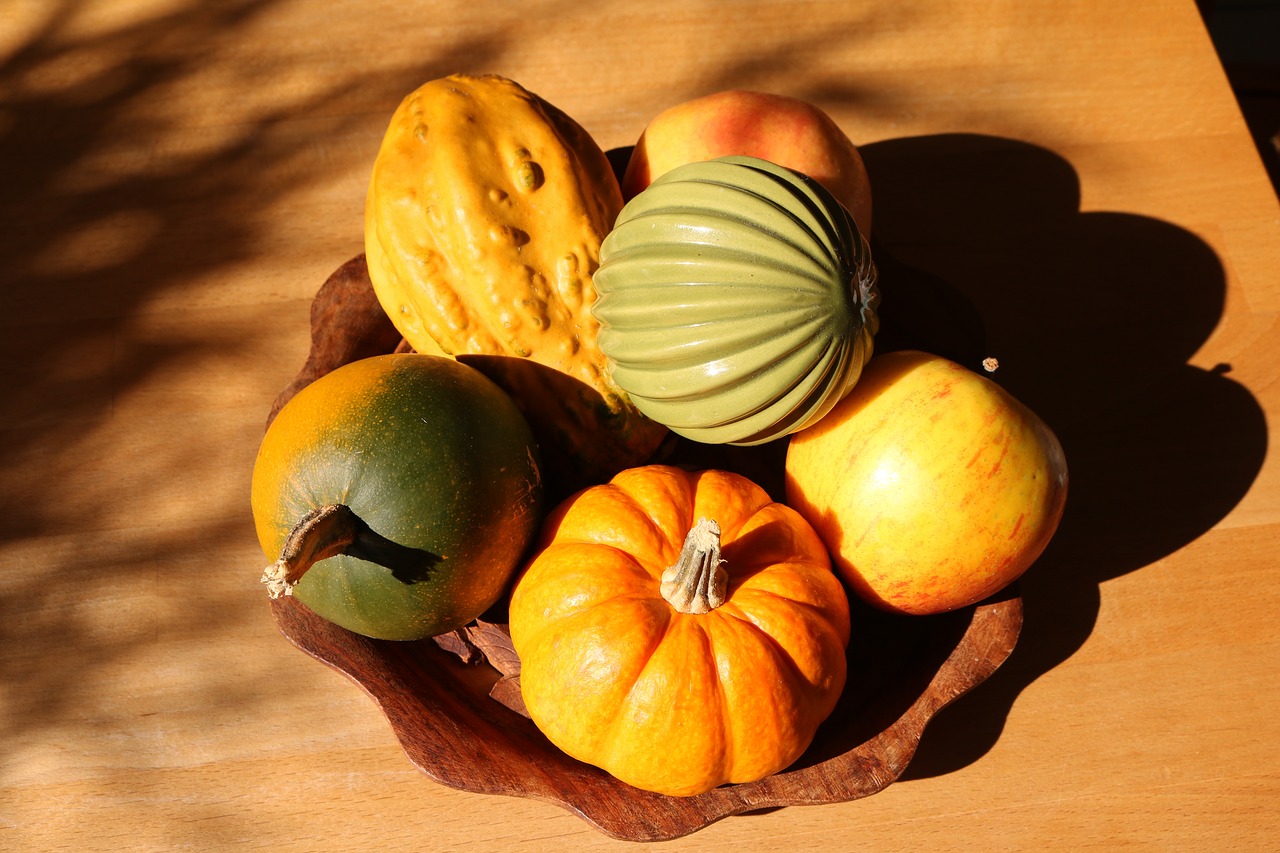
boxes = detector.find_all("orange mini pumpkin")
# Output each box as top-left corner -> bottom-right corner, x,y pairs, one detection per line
507,465 -> 851,797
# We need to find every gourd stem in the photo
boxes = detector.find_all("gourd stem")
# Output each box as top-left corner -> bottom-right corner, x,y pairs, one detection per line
660,517 -> 727,615
261,504 -> 360,599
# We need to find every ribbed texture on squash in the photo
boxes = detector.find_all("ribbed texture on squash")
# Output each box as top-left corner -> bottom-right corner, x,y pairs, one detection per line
593,156 -> 880,445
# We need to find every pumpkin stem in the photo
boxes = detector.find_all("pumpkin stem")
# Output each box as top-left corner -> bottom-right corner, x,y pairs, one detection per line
661,517 -> 727,614
261,504 -> 360,599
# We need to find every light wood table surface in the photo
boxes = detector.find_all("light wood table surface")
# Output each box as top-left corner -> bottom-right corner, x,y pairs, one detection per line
3,1 -> 1278,850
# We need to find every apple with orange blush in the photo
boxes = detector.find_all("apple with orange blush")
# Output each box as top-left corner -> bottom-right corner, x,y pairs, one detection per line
784,351 -> 1068,616
620,89 -> 874,234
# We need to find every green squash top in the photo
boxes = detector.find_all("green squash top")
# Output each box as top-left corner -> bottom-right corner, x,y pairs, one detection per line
593,156 -> 879,445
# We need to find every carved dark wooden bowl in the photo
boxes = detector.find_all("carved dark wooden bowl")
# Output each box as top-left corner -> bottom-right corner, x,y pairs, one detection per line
264,256 -> 1024,842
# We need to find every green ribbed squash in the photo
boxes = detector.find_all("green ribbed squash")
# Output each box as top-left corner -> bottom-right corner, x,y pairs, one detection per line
592,156 -> 880,446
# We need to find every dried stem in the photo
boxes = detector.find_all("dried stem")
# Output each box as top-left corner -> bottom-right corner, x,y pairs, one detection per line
261,504 -> 360,599
660,517 -> 727,614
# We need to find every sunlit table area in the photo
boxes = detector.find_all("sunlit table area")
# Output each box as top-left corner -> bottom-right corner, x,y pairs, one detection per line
3,1 -> 1278,850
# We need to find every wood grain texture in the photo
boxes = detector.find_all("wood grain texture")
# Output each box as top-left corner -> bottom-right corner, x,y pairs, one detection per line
3,0 -> 1279,850
266,254 -> 404,427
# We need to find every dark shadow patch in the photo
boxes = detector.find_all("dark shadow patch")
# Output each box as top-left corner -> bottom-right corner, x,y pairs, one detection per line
350,517 -> 444,586
850,133 -> 1266,781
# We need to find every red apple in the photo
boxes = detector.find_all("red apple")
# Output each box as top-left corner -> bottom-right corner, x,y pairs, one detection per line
784,351 -> 1068,615
621,89 -> 873,234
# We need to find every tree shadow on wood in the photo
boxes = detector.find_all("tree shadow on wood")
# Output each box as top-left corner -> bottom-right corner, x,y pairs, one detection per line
0,0 -> 551,813
851,133 -> 1268,781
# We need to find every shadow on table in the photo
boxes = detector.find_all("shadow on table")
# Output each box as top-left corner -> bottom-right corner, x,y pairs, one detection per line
0,0 -> 557,818
853,133 -> 1269,781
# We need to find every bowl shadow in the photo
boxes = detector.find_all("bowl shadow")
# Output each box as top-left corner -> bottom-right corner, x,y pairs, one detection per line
853,133 -> 1268,781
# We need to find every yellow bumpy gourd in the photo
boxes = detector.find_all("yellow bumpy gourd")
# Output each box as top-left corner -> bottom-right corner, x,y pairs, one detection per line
365,74 -> 665,494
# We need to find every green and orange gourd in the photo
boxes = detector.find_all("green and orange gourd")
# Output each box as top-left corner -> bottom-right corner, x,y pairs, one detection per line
251,353 -> 542,641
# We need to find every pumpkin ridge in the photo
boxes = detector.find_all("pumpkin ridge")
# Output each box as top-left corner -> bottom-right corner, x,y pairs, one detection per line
690,469 -> 774,535
699,615 -> 736,784
609,473 -> 700,571
519,593 -> 671,761
550,483 -> 671,571
597,605 -> 684,769
514,540 -> 660,640
715,599 -> 836,706
702,605 -> 824,781
721,588 -> 851,650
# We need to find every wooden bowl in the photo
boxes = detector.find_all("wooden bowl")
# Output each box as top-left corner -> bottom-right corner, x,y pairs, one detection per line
264,255 -> 1024,842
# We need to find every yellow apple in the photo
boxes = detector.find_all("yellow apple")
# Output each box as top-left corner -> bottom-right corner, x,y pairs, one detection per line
621,89 -> 873,234
784,350 -> 1067,615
